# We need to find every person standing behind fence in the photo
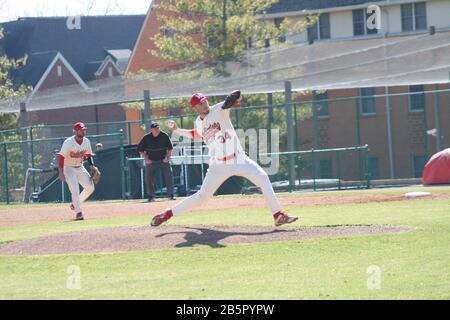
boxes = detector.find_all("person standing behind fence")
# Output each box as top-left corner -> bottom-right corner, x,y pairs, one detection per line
137,122 -> 175,202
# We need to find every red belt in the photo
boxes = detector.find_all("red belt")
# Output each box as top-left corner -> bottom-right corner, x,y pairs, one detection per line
217,152 -> 237,161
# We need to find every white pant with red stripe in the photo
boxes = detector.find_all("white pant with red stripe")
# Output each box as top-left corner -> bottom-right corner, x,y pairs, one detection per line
172,152 -> 281,216
63,165 -> 95,213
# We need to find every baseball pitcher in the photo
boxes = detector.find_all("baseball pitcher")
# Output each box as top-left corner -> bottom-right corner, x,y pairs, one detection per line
58,122 -> 100,221
150,90 -> 298,227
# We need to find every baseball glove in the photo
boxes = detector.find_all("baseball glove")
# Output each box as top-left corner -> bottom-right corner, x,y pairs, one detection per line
222,90 -> 241,109
90,166 -> 101,184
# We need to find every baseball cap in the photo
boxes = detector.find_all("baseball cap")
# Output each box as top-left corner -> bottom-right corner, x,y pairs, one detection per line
151,122 -> 160,128
73,122 -> 87,132
190,93 -> 207,108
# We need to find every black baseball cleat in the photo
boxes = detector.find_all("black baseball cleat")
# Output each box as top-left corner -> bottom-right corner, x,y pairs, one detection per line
74,212 -> 84,221
168,195 -> 176,201
147,197 -> 156,203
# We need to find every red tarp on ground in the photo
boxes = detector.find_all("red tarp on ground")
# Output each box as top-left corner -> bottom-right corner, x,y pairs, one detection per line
422,148 -> 450,185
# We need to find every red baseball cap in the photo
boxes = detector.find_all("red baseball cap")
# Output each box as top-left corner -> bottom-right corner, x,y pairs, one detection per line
190,93 -> 207,108
73,122 -> 87,132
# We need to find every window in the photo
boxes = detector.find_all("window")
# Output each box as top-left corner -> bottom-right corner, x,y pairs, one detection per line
353,9 -> 365,36
320,159 -> 333,179
360,87 -> 376,115
108,66 -> 113,78
319,14 -> 331,39
401,4 -> 414,31
307,13 -> 331,41
163,28 -> 175,38
353,9 -> 378,36
315,92 -> 329,118
368,157 -> 380,180
413,155 -> 427,178
409,85 -> 425,112
402,2 -> 427,32
57,65 -> 62,77
274,17 -> 286,43
414,2 -> 427,30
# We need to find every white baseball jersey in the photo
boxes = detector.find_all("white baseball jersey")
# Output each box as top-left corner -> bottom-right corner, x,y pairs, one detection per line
172,102 -> 283,217
195,103 -> 244,160
59,136 -> 93,167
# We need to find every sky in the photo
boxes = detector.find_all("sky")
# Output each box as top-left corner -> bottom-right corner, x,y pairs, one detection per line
0,0 -> 152,23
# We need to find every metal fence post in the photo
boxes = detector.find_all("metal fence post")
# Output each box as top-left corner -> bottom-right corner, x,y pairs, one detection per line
119,130 -> 126,200
143,90 -> 152,133
385,87 -> 395,179
312,148 -> 316,191
294,102 -> 300,150
423,95 -> 429,160
29,126 -> 36,192
268,93 -> 273,152
365,145 -> 371,189
337,150 -> 342,190
3,143 -> 9,204
356,95 -> 363,180
294,102 -> 302,183
285,81 -> 295,192
127,122 -> 132,145
20,103 -> 29,180
434,84 -> 442,152
126,157 -> 132,199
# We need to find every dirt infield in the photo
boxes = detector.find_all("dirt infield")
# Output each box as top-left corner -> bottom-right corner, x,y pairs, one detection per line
0,192 -> 436,227
0,224 -> 409,256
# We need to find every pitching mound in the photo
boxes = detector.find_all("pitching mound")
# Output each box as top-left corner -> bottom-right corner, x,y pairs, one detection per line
0,224 -> 409,256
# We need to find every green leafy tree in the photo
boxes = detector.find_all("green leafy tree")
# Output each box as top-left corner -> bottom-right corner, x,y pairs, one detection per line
152,0 -> 316,70
0,27 -> 31,202
0,28 -> 29,130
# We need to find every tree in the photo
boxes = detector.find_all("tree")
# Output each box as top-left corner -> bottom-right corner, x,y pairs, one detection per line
0,27 -> 30,202
0,28 -> 29,131
152,0 -> 316,70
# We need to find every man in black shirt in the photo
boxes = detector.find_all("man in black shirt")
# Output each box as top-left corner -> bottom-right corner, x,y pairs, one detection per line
137,123 -> 175,202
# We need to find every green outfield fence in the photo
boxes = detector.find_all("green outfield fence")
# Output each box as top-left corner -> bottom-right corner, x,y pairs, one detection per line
1,86 -> 448,203
124,145 -> 371,200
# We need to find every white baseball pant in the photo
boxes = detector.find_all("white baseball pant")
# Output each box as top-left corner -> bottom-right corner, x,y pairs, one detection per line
63,166 -> 95,213
172,153 -> 282,216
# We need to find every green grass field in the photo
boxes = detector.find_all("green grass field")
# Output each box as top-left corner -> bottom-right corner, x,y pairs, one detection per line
0,187 -> 449,299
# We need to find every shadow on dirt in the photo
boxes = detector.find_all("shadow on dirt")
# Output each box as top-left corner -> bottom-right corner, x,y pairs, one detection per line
155,226 -> 294,248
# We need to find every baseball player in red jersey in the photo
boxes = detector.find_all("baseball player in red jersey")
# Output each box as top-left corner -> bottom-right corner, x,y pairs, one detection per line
58,122 -> 97,221
150,91 -> 298,227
